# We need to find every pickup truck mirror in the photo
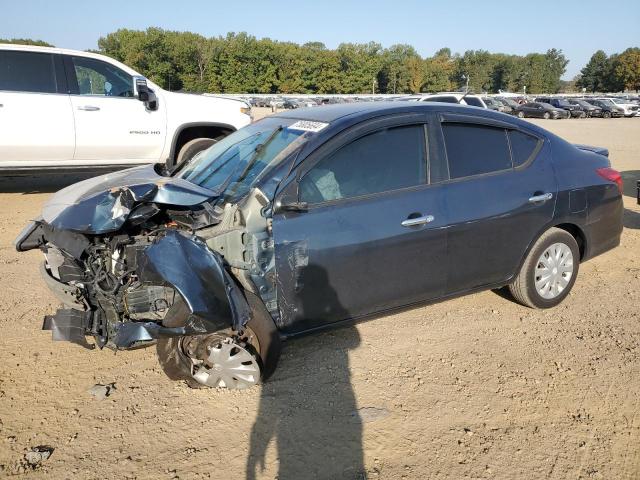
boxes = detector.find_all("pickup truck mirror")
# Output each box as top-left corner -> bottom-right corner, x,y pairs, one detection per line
134,76 -> 158,111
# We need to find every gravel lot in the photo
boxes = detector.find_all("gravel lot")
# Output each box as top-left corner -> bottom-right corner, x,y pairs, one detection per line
0,115 -> 638,479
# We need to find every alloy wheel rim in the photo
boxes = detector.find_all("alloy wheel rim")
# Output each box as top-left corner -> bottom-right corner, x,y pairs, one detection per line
534,242 -> 574,299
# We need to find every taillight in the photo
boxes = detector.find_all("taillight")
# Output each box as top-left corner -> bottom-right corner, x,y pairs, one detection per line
596,167 -> 623,193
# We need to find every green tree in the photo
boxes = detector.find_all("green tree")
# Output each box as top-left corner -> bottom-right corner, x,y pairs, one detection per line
0,38 -> 54,47
577,50 -> 608,92
615,48 -> 640,92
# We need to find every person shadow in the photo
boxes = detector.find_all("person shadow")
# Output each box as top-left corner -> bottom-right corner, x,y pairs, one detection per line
246,265 -> 365,480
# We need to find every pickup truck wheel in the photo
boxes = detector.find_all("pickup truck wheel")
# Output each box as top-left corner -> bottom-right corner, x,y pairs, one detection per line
156,292 -> 281,389
174,137 -> 217,169
509,228 -> 580,309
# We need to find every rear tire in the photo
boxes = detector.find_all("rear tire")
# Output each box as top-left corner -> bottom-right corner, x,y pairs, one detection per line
173,137 -> 218,170
156,291 -> 281,388
509,228 -> 580,309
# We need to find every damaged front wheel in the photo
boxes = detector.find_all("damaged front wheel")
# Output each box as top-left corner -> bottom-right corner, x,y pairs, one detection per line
156,293 -> 281,389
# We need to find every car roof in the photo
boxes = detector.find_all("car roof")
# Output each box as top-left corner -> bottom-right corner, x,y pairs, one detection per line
271,100 -> 536,126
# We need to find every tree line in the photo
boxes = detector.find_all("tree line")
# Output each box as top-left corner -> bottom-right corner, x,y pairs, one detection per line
577,48 -> 640,93
3,32 -> 638,94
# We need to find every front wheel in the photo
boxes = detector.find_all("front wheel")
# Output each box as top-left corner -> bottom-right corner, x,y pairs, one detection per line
156,292 -> 281,389
543,112 -> 551,119
603,111 -> 611,119
517,111 -> 525,118
508,228 -> 580,309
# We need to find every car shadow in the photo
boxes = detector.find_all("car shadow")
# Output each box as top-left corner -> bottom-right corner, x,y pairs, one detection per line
621,170 -> 639,201
0,171 -> 117,194
247,265 -> 365,480
624,208 -> 640,230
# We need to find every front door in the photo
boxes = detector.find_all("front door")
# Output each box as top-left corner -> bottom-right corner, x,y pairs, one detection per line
65,55 -> 166,163
272,117 -> 448,334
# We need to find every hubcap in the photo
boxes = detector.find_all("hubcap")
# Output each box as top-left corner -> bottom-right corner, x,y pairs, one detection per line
534,243 -> 574,299
183,335 -> 261,389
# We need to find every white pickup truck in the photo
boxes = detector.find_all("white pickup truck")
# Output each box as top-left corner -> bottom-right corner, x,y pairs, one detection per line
0,44 -> 252,174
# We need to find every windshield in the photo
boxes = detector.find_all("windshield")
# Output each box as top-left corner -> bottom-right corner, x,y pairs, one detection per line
598,99 -> 614,106
175,117 -> 317,203
556,99 -> 572,107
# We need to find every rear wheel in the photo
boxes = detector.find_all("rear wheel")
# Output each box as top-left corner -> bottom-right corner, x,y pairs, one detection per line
517,111 -> 525,118
509,228 -> 580,309
156,292 -> 281,389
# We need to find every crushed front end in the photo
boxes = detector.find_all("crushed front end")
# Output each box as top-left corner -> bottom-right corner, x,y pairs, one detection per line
13,165 -> 275,352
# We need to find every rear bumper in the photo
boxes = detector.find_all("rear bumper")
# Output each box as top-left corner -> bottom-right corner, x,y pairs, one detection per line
583,187 -> 623,261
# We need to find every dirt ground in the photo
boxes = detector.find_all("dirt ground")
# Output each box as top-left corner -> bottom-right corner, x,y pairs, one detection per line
0,114 -> 639,480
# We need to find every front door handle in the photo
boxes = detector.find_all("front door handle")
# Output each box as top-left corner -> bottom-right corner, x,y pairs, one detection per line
401,215 -> 434,227
529,192 -> 553,204
77,105 -> 100,111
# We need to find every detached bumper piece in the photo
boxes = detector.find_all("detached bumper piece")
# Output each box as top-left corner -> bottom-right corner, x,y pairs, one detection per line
43,309 -> 94,350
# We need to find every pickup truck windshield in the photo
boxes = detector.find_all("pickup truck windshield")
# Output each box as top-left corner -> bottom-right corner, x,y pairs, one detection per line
176,117 -> 317,202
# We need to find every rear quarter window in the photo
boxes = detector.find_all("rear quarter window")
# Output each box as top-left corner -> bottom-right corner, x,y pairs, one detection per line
509,130 -> 541,167
442,123 -> 512,179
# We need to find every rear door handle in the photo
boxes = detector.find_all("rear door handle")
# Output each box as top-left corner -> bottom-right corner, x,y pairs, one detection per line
401,215 -> 434,227
529,192 -> 553,203
77,105 -> 100,111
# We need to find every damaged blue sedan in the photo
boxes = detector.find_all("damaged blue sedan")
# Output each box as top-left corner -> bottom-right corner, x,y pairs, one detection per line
15,102 -> 623,389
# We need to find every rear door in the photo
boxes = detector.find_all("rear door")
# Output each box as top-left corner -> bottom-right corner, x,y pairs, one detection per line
272,114 -> 449,334
0,50 -> 75,165
65,55 -> 166,163
437,115 -> 556,294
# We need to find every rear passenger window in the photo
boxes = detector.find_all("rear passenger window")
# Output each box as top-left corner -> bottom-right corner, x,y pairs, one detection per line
509,130 -> 540,167
0,50 -> 57,93
299,125 -> 426,203
443,123 -> 512,179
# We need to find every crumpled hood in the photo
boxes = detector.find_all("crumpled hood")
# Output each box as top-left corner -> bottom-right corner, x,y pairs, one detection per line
43,164 -> 217,234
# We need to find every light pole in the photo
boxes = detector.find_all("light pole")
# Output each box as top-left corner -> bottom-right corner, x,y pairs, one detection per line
462,74 -> 469,93
372,78 -> 377,95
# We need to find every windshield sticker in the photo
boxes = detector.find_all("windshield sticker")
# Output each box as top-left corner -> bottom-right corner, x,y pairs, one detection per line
288,120 -> 329,133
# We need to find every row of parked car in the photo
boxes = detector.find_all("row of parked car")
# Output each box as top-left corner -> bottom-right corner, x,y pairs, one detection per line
244,92 -> 640,119
484,96 -> 640,119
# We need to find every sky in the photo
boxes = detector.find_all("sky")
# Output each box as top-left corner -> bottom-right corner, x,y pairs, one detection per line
1,0 -> 638,80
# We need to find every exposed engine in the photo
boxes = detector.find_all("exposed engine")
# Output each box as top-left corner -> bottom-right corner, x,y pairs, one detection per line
41,230 -> 177,349
21,185 -> 277,352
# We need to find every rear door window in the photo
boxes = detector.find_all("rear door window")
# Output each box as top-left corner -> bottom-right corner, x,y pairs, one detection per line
0,50 -> 57,93
442,123 -> 512,179
300,125 -> 427,203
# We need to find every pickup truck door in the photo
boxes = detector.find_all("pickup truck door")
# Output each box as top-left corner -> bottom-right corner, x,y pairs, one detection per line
64,55 -> 166,163
0,50 -> 75,166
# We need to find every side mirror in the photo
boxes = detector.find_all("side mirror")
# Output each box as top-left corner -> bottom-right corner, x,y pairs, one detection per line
134,76 -> 158,111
